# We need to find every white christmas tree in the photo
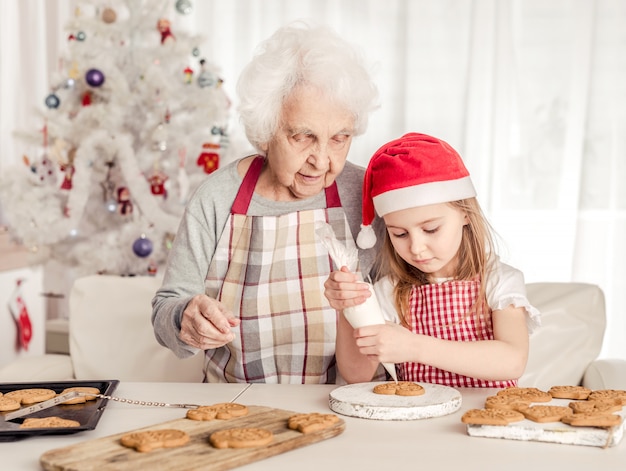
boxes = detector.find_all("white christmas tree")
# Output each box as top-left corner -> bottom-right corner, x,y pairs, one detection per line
0,0 -> 233,277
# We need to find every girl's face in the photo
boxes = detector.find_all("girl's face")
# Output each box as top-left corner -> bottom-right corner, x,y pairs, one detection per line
383,203 -> 468,279
259,86 -> 355,201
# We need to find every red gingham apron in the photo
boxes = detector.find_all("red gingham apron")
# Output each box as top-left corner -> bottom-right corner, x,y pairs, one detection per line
204,156 -> 356,383
399,279 -> 517,388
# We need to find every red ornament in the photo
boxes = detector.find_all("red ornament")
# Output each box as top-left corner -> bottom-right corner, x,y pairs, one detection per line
196,143 -> 220,174
157,18 -> 175,44
117,187 -> 133,215
148,171 -> 168,198
82,91 -> 92,106
9,279 -> 33,351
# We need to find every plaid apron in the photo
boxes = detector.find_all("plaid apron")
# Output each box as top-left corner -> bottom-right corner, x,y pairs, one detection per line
400,279 -> 517,388
204,156 -> 356,383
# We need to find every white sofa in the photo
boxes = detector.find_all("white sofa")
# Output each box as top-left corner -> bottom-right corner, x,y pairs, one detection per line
0,276 -> 624,389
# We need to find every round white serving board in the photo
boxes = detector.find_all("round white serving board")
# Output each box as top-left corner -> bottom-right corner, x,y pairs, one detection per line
329,382 -> 462,421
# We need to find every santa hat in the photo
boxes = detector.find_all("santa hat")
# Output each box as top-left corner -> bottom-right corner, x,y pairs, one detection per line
356,133 -> 476,249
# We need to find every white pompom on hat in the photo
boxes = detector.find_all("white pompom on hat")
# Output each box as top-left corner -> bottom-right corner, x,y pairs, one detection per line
356,132 -> 477,249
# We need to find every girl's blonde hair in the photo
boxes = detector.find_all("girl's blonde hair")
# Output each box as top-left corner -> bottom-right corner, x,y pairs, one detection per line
377,198 -> 497,330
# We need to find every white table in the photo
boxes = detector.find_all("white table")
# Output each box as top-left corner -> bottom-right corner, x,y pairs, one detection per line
2,383 -> 625,471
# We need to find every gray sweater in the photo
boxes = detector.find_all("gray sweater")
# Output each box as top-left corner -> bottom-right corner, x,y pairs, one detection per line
151,157 -> 380,359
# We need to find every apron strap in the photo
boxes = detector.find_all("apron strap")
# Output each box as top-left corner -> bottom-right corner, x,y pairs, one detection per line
231,155 -> 343,214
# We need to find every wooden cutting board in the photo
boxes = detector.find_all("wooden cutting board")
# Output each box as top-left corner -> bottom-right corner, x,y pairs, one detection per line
329,382 -> 462,420
40,405 -> 345,471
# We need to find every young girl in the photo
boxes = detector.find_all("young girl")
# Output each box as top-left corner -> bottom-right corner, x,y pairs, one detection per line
324,133 -> 540,387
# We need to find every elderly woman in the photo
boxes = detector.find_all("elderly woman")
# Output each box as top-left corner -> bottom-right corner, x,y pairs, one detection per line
152,21 -> 381,383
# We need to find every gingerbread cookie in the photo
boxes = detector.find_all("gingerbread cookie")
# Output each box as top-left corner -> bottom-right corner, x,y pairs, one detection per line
561,413 -> 622,428
521,405 -> 573,423
461,408 -> 525,425
209,427 -> 273,449
373,381 -> 425,396
569,399 -> 622,414
495,387 -> 552,403
20,417 -> 80,428
288,412 -> 340,434
4,388 -> 56,405
186,403 -> 249,421
120,429 -> 190,452
0,396 -> 21,412
548,385 -> 591,400
484,395 -> 530,411
60,386 -> 101,404
587,389 -> 626,406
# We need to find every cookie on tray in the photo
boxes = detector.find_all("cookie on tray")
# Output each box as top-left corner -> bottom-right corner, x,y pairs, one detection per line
120,429 -> 190,452
520,405 -> 573,423
288,412 -> 340,434
548,385 -> 591,400
186,402 -> 249,421
0,396 -> 21,412
569,399 -> 622,414
484,395 -> 530,411
4,388 -> 56,405
20,417 -> 80,428
461,408 -> 525,425
587,389 -> 626,406
60,386 -> 101,404
495,387 -> 552,403
209,427 -> 273,449
561,413 -> 623,428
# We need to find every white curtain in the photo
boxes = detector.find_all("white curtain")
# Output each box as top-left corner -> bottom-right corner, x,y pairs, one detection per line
1,0 -> 624,360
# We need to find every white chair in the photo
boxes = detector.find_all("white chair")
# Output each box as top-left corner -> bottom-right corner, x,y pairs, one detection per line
0,274 -> 204,382
520,282 -> 626,390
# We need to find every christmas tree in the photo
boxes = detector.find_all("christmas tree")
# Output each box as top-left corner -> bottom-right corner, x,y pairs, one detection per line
0,0 -> 233,277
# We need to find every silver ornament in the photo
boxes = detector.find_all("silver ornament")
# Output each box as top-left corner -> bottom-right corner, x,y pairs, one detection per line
175,0 -> 193,14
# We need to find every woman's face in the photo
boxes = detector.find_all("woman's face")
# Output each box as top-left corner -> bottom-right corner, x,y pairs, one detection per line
384,203 -> 468,279
260,86 -> 355,201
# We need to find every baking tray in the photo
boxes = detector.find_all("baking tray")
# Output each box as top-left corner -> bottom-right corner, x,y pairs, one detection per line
0,379 -> 118,441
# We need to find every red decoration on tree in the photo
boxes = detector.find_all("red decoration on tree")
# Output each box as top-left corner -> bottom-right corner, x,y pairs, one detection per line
117,187 -> 133,215
148,171 -> 168,198
59,148 -> 76,190
157,18 -> 175,44
82,91 -> 92,106
196,142 -> 220,174
8,279 -> 33,351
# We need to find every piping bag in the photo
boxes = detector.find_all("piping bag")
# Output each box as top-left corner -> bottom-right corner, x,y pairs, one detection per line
316,222 -> 398,382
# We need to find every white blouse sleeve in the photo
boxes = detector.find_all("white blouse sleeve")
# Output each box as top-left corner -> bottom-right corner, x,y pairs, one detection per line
373,276 -> 401,323
486,259 -> 541,333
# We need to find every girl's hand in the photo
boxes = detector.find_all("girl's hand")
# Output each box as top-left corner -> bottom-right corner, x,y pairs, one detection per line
353,322 -> 414,363
324,266 -> 372,310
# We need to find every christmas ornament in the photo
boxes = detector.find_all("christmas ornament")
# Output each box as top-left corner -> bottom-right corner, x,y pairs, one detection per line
34,154 -> 57,185
68,62 -> 80,80
148,171 -> 168,198
59,148 -> 76,190
133,235 -> 153,258
8,279 -> 33,351
197,59 -> 222,88
196,142 -> 220,174
151,124 -> 168,151
102,7 -> 117,23
177,147 -> 190,203
117,187 -> 133,215
191,47 -> 200,57
76,31 -> 86,41
45,93 -> 61,109
85,68 -> 105,87
175,0 -> 193,14
157,19 -> 175,44
82,91 -> 92,106
183,66 -> 194,84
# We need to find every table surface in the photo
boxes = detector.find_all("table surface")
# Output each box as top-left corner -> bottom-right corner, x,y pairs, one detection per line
2,382 -> 625,471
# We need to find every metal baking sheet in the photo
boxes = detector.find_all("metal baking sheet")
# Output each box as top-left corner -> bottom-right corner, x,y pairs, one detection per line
0,379 -> 118,441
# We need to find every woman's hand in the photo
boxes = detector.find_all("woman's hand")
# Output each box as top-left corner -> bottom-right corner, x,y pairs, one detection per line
179,294 -> 240,350
323,266 -> 372,310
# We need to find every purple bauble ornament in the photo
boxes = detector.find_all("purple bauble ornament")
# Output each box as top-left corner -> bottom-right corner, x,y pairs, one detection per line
132,236 -> 153,258
85,68 -> 105,87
